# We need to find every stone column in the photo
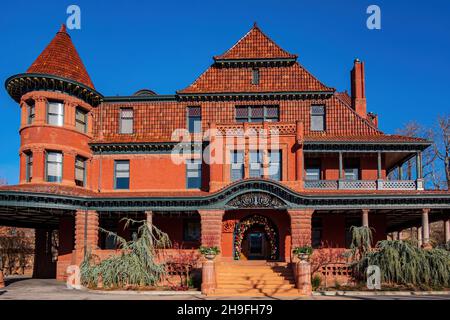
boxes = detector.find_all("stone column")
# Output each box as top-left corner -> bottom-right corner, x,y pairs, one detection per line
416,152 -> 424,190
288,209 -> 313,250
208,122 -> 222,192
444,218 -> 450,243
296,260 -> 312,295
362,209 -> 369,227
198,210 -> 224,296
75,210 -> 99,254
146,211 -> 153,245
199,210 -> 224,249
417,227 -> 423,247
421,209 -> 431,248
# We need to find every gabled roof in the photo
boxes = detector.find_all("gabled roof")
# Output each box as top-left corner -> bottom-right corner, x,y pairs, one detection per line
214,24 -> 297,61
178,63 -> 334,94
27,24 -> 94,89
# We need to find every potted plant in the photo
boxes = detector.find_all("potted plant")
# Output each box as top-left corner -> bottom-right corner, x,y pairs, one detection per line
199,246 -> 220,260
293,246 -> 313,262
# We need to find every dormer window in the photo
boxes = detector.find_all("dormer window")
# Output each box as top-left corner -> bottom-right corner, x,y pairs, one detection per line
311,105 -> 325,131
119,108 -> 134,134
252,68 -> 260,85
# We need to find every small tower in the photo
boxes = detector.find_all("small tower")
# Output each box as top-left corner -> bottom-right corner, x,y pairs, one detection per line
5,24 -> 103,188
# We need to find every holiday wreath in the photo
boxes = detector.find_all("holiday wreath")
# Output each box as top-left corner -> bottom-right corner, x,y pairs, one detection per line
234,215 -> 278,260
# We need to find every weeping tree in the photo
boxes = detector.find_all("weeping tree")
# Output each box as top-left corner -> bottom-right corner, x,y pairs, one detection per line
80,219 -> 171,289
350,227 -> 450,288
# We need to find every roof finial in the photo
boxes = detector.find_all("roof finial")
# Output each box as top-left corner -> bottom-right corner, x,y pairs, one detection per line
253,21 -> 258,28
58,24 -> 67,34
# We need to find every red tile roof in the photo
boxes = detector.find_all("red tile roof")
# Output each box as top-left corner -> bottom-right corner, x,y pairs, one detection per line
178,63 -> 333,94
214,24 -> 297,60
27,24 -> 94,89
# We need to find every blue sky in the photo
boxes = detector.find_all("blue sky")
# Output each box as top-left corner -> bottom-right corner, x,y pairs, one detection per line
0,0 -> 449,184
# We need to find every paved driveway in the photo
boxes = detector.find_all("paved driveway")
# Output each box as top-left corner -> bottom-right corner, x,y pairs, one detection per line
1,277 -> 449,300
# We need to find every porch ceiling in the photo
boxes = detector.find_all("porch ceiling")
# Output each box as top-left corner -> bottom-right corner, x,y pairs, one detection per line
0,205 -> 72,229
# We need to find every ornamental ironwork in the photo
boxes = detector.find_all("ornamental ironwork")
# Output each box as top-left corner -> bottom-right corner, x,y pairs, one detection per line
226,192 -> 286,208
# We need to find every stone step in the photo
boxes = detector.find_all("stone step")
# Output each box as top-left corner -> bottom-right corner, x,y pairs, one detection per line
212,288 -> 300,296
217,279 -> 295,285
218,273 -> 294,278
217,284 -> 295,290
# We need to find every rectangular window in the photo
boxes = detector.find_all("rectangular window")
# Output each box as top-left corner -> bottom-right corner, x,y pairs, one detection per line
187,107 -> 202,133
75,156 -> 86,187
311,105 -> 325,131
46,151 -> 63,183
25,152 -> 33,182
27,101 -> 35,125
114,160 -> 130,189
249,151 -> 263,178
252,68 -> 260,85
47,101 -> 64,126
268,150 -> 281,181
119,108 -> 134,134
230,151 -> 244,181
186,158 -> 202,189
235,106 -> 279,123
75,107 -> 88,133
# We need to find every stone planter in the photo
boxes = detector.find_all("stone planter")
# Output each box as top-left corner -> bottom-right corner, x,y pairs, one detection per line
298,253 -> 310,262
204,253 -> 216,261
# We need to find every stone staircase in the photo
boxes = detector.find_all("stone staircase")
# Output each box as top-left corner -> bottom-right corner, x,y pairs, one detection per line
212,261 -> 300,297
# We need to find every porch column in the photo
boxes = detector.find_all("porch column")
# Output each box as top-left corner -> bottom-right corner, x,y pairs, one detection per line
198,210 -> 224,295
288,209 -> 313,296
145,211 -> 153,229
288,209 -> 313,250
75,210 -> 99,261
444,218 -> 450,243
416,152 -> 424,190
338,152 -> 343,180
208,122 -> 222,192
398,165 -> 403,180
421,208 -> 430,248
417,227 -> 423,247
376,151 -> 383,189
362,209 -> 369,227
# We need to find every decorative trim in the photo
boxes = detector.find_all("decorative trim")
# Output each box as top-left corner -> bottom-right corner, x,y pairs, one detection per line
90,142 -> 204,155
5,73 -> 103,107
177,91 -> 335,102
303,141 -> 431,152
227,192 -> 286,209
213,58 -> 297,67
0,179 -> 449,212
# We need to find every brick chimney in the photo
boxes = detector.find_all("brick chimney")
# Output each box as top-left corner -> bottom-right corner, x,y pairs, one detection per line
351,59 -> 367,118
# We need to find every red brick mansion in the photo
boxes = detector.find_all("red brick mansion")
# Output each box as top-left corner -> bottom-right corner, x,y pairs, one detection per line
0,24 -> 449,295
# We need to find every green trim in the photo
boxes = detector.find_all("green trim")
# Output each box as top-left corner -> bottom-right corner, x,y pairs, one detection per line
0,179 -> 449,212
5,73 -> 104,106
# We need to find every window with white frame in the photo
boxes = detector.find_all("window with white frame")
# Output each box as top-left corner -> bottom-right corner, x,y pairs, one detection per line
75,107 -> 88,133
114,160 -> 130,189
47,101 -> 64,126
187,106 -> 202,133
75,156 -> 86,187
27,100 -> 35,125
268,150 -> 281,181
186,158 -> 202,189
119,108 -> 134,134
46,151 -> 63,183
230,151 -> 244,181
311,105 -> 325,131
249,151 -> 264,178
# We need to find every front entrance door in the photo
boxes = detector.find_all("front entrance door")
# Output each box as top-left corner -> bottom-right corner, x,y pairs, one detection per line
248,232 -> 265,259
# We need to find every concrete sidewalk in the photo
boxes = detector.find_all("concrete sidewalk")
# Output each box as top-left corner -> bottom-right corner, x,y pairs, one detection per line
1,277 -> 450,300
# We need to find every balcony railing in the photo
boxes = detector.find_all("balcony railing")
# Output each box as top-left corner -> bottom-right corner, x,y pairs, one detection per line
305,180 -> 417,191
